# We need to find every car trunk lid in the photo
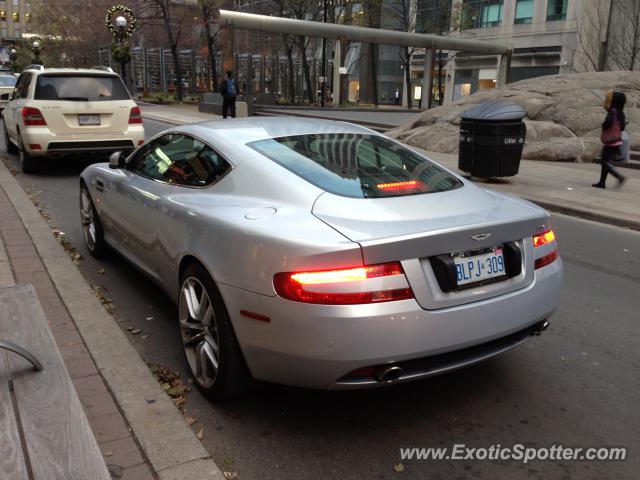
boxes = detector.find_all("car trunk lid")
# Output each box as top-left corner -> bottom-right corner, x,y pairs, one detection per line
312,184 -> 550,309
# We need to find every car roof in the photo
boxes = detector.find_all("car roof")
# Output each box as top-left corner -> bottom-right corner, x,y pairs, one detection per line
24,67 -> 117,76
179,116 -> 377,145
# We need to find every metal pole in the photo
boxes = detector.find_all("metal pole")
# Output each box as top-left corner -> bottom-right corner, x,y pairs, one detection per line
321,0 -> 327,107
332,37 -> 342,106
421,48 -> 433,110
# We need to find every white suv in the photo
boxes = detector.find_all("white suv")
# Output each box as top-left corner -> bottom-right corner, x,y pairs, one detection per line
2,66 -> 145,173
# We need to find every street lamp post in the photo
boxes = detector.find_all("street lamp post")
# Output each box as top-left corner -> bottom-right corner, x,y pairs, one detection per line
28,38 -> 44,65
9,45 -> 18,72
105,5 -> 137,90
115,15 -> 128,81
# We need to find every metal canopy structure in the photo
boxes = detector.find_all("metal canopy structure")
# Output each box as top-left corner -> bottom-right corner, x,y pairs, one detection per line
219,10 -> 513,107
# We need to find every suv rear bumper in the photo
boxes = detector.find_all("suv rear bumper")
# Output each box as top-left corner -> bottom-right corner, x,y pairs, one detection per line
21,127 -> 144,156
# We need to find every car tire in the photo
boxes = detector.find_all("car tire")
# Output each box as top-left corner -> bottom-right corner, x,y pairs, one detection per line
4,125 -> 17,154
79,184 -> 108,258
179,263 -> 252,401
18,132 -> 38,174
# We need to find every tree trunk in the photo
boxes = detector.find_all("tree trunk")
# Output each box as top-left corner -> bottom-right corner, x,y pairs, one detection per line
369,42 -> 378,106
171,45 -> 184,101
285,43 -> 295,103
404,46 -> 412,109
202,4 -> 218,90
437,51 -> 443,105
297,37 -> 314,104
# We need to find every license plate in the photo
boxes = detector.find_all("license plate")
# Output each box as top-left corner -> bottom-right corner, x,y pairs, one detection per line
78,114 -> 100,126
454,246 -> 506,288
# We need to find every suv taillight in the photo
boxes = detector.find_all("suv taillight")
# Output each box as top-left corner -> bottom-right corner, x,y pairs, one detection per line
273,262 -> 414,304
22,107 -> 46,126
129,106 -> 143,124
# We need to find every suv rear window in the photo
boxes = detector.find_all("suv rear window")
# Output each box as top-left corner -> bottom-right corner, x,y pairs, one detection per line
34,74 -> 130,101
249,133 -> 462,198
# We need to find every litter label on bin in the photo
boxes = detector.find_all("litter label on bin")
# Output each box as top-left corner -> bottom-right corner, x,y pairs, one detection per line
503,136 -> 525,145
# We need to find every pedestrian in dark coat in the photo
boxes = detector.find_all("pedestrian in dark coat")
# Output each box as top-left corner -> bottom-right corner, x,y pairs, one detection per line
593,90 -> 627,188
219,70 -> 239,119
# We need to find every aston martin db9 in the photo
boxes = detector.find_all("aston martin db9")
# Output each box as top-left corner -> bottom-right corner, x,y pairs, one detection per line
79,117 -> 563,399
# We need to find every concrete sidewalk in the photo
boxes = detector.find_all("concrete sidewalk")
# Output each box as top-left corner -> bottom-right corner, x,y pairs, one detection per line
0,159 -> 224,480
139,104 -> 640,230
139,103 -> 219,125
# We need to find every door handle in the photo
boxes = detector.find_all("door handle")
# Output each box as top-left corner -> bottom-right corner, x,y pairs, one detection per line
95,179 -> 106,192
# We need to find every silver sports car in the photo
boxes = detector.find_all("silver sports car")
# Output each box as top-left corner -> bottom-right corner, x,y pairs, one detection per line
79,117 -> 563,399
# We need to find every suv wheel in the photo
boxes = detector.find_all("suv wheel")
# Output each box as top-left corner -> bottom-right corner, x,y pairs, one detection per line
4,125 -> 17,154
18,133 -> 38,174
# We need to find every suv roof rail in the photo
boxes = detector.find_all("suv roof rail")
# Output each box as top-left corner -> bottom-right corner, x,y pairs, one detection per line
24,64 -> 45,71
92,65 -> 114,73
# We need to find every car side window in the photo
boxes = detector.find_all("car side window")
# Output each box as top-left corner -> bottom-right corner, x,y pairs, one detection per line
13,73 -> 31,99
128,134 -> 231,187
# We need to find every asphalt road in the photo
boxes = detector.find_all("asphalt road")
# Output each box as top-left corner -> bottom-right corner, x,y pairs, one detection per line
3,118 -> 639,480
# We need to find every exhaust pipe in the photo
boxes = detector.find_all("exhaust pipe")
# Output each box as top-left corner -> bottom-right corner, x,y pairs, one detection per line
533,320 -> 550,336
375,365 -> 404,383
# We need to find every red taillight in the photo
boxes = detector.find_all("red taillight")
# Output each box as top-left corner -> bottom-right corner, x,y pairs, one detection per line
29,144 -> 42,150
138,139 -> 145,145
22,107 -> 46,126
129,106 -> 143,124
273,262 -> 414,305
376,180 -> 425,192
535,250 -> 558,269
533,229 -> 555,247
533,229 -> 559,269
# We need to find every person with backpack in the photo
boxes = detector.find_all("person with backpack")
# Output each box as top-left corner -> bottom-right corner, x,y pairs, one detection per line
593,90 -> 627,188
219,70 -> 239,119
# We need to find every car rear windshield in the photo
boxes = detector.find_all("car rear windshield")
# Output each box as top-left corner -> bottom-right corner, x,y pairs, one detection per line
34,74 -> 130,101
248,133 -> 462,198
0,75 -> 16,87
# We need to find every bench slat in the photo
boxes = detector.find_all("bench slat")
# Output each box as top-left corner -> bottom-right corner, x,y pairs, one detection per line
0,284 -> 111,480
0,351 -> 29,480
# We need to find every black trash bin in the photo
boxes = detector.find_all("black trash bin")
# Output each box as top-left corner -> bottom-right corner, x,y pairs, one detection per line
459,101 -> 527,177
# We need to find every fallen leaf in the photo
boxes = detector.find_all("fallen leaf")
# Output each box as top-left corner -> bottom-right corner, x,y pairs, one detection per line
146,316 -> 154,321
130,328 -> 142,335
185,415 -> 197,425
103,449 -> 113,457
127,326 -> 134,331
141,334 -> 150,340
223,472 -> 239,480
394,463 -> 405,473
196,426 -> 204,440
97,268 -> 106,274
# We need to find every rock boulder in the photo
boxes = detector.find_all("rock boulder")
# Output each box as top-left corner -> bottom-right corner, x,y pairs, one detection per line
388,71 -> 640,162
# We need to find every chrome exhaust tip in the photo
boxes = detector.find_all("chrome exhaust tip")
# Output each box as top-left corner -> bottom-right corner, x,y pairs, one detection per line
375,365 -> 404,383
534,320 -> 550,336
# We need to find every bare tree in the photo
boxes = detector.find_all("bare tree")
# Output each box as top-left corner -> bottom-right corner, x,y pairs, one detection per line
141,0 -> 196,101
31,0 -> 113,68
574,0 -> 612,72
384,0 -> 417,108
608,0 -> 640,70
199,0 -> 222,89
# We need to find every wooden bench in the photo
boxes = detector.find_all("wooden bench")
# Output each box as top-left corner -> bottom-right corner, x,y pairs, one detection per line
0,284 -> 111,480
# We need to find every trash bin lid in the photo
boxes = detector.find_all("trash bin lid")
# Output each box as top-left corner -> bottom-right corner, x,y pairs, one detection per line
460,101 -> 526,121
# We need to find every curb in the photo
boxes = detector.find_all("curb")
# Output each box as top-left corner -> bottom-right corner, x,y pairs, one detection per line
521,196 -> 640,231
0,162 -> 224,480
141,113 -> 185,126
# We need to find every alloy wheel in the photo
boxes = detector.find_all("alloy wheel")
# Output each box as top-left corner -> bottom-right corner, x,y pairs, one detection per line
179,276 -> 220,388
80,189 -> 96,251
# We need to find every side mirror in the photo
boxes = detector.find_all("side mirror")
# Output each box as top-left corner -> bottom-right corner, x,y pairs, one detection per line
109,151 -> 126,169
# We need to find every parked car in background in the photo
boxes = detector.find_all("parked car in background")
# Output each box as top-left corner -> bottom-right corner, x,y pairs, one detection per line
0,73 -> 17,111
2,66 -> 144,173
79,117 -> 563,400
